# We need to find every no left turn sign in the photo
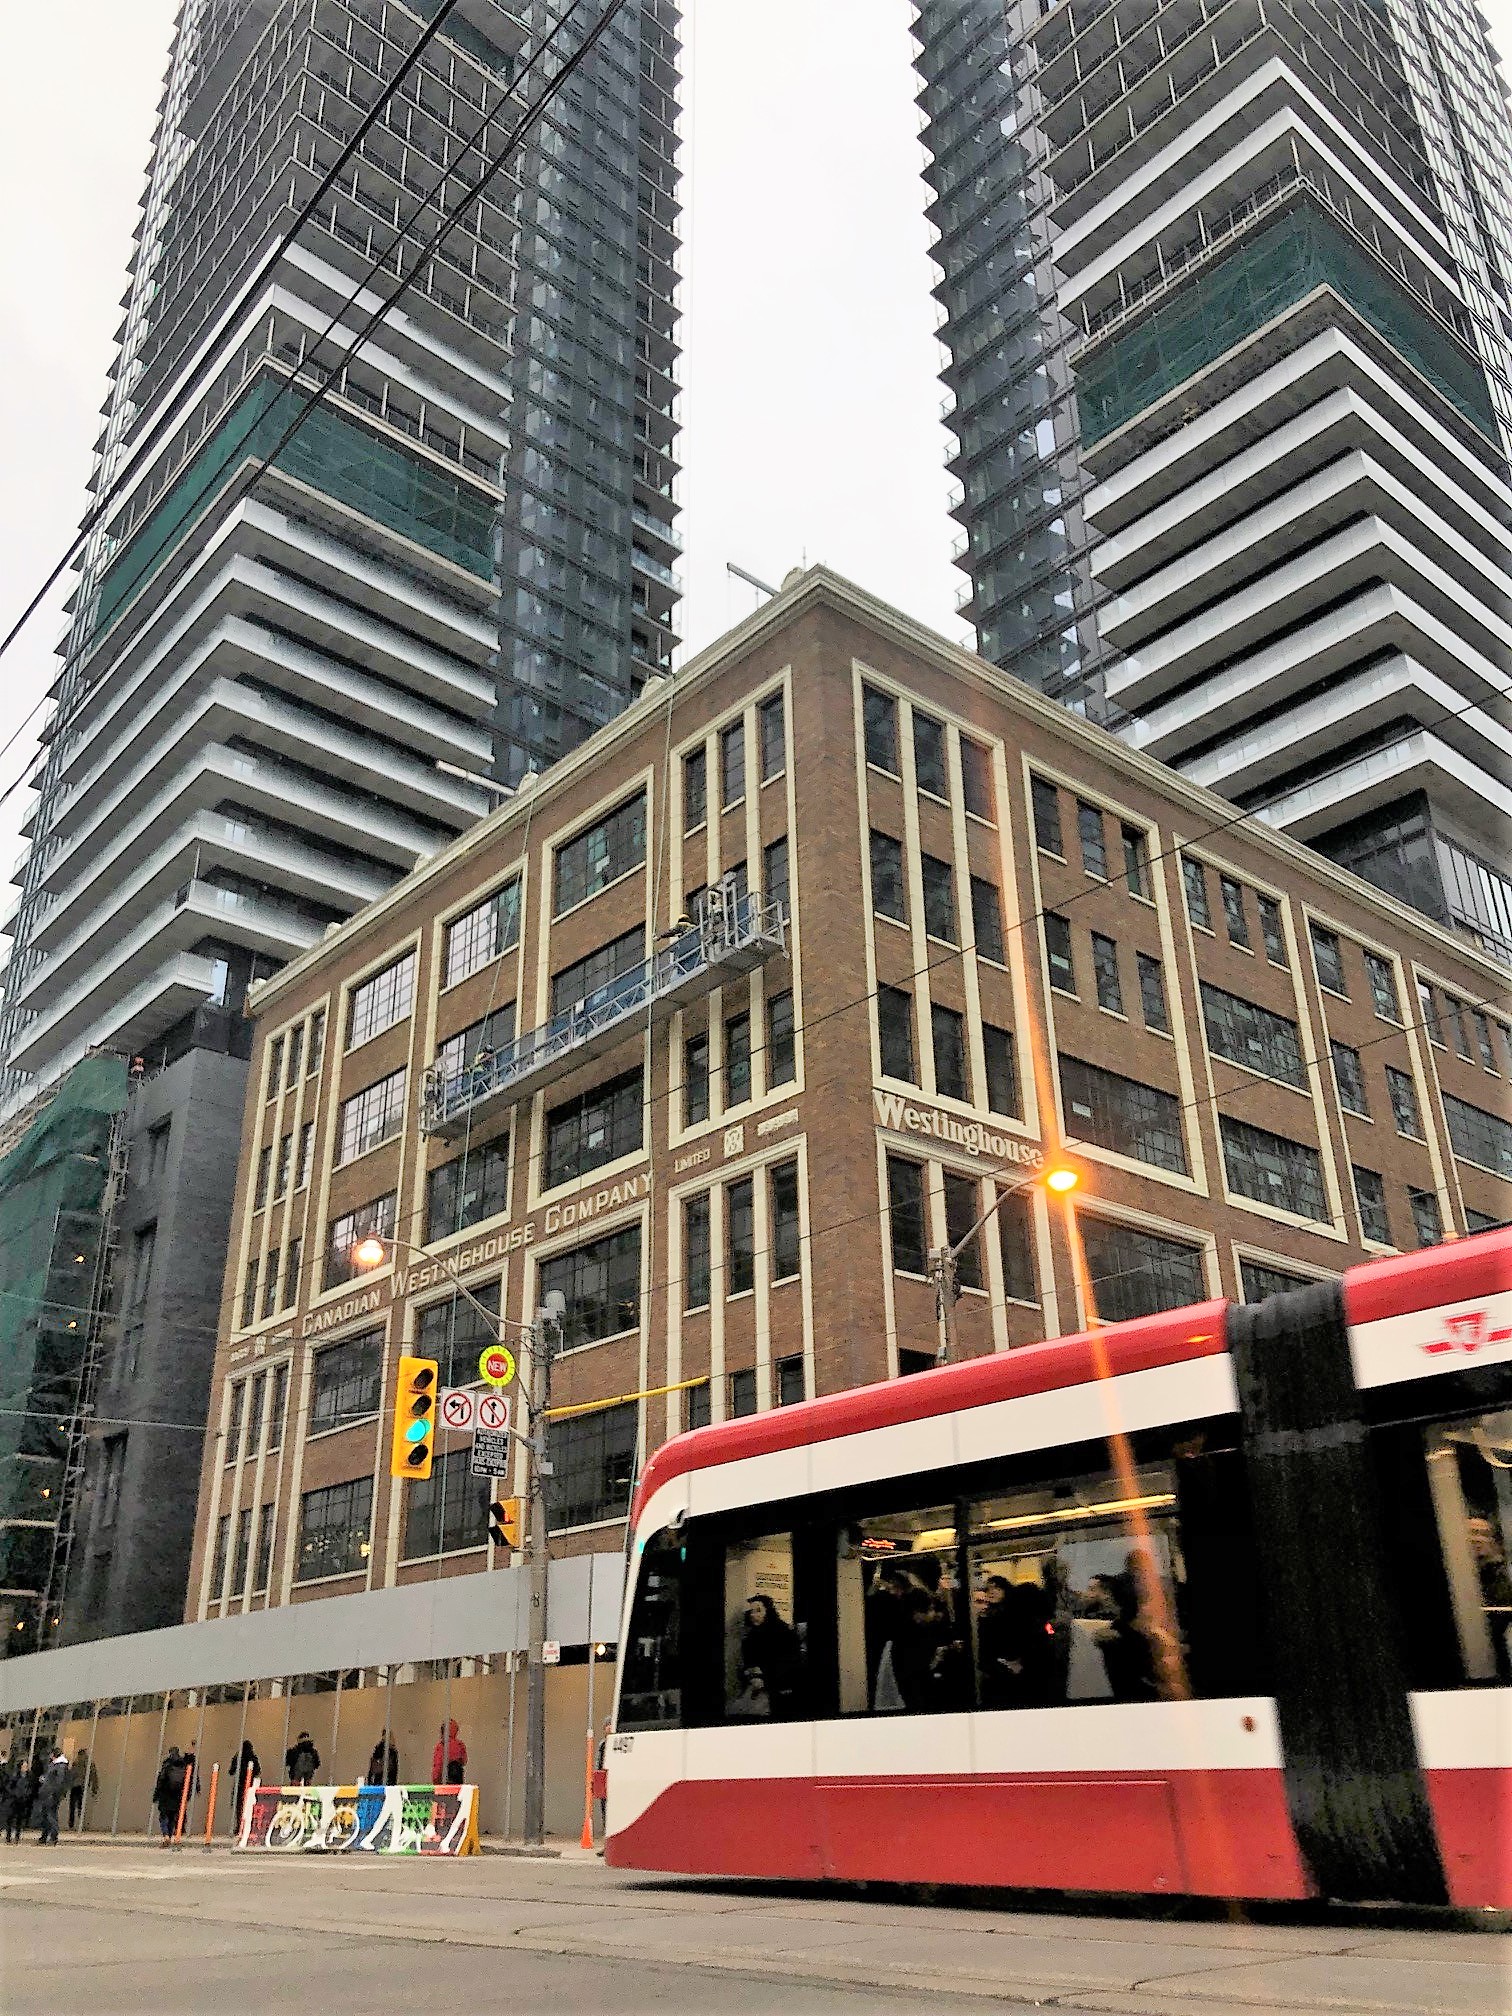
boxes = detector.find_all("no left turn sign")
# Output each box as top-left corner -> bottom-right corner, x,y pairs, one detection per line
439,1389 -> 476,1432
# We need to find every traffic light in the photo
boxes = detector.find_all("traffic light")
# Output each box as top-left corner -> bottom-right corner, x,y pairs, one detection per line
489,1497 -> 521,1549
389,1356 -> 438,1480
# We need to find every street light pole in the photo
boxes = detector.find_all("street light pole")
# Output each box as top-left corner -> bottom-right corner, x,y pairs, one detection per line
521,1300 -> 558,1846
931,1161 -> 1080,1363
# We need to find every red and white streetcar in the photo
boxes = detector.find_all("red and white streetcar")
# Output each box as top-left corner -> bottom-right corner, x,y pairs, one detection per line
605,1227 -> 1511,1907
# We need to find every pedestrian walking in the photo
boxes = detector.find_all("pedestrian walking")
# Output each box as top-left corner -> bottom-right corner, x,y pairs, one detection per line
230,1740 -> 260,1828
0,1753 -> 26,1845
67,1748 -> 99,1831
431,1719 -> 467,1786
284,1731 -> 320,1785
35,1749 -> 70,1846
365,1735 -> 399,1786
151,1748 -> 188,1844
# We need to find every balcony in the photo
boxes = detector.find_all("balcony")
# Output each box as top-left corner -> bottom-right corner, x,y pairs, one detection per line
423,890 -> 787,1138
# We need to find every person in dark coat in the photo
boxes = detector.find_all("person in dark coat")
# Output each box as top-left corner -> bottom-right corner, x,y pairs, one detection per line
230,1740 -> 261,1827
366,1735 -> 399,1786
152,1748 -> 188,1844
35,1749 -> 69,1846
284,1731 -> 320,1785
0,1754 -> 26,1844
68,1749 -> 99,1830
738,1595 -> 801,1718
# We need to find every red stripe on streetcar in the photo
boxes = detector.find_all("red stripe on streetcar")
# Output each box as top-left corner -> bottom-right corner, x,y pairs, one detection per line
1343,1225 -> 1511,1329
633,1300 -> 1230,1526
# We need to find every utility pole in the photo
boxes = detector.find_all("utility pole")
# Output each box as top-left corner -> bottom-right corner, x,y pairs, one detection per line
522,1294 -> 563,1847
930,1163 -> 1081,1364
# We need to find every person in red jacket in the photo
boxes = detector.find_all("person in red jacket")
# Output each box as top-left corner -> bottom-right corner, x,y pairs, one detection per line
432,1720 -> 466,1785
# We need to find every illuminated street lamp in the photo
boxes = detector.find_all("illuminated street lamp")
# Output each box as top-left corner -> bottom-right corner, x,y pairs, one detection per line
931,1159 -> 1081,1362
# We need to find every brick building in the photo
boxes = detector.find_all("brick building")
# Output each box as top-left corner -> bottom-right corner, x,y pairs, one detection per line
186,567 -> 1510,1627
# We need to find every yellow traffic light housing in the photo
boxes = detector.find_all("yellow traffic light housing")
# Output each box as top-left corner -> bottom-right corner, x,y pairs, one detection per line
489,1496 -> 521,1549
390,1355 -> 438,1480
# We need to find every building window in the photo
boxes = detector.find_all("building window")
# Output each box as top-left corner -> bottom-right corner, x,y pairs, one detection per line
1387,1066 -> 1424,1139
684,1193 -> 711,1310
1122,824 -> 1150,899
1079,1216 -> 1206,1324
683,746 -> 707,830
266,1037 -> 284,1096
869,829 -> 907,923
544,1068 -> 643,1190
144,1120 -> 171,1182
983,1023 -> 1019,1117
1445,997 -> 1471,1059
997,1189 -> 1036,1304
285,1026 -> 303,1085
720,721 -> 746,808
921,854 -> 957,942
266,1364 -> 288,1452
416,1288 -> 499,1386
776,1354 -> 805,1405
99,1435 -> 126,1527
759,693 -> 786,781
1200,984 -> 1306,1088
1258,895 -> 1287,966
1078,802 -> 1107,879
231,1507 -> 253,1599
932,1004 -> 969,1101
274,1133 -> 292,1198
729,1368 -> 758,1418
913,711 -> 948,798
684,1033 -> 710,1125
1331,1042 -> 1369,1117
725,1011 -> 752,1106
863,685 -> 898,772
1472,1010 -> 1497,1072
1354,1166 -> 1391,1243
961,738 -> 993,820
1060,1055 -> 1188,1174
887,1156 -> 927,1274
1044,912 -> 1076,994
1240,1259 -> 1314,1302
1091,933 -> 1123,1015
261,1255 -> 279,1320
771,1161 -> 801,1280
336,1068 -> 407,1166
540,1225 -> 643,1350
253,1503 -> 275,1593
727,1176 -> 755,1294
1310,924 -> 1347,996
943,1171 -> 983,1290
296,1122 -> 314,1190
1216,878 -> 1248,949
347,953 -> 415,1049
425,1135 -> 510,1242
547,1402 -> 637,1530
210,1513 -> 230,1600
1181,857 -> 1211,931
554,792 -> 647,913
296,1476 -> 373,1582
686,1380 -> 712,1429
1418,979 -> 1443,1045
443,880 -> 521,988
403,1448 -> 490,1559
767,989 -> 796,1086
763,834 -> 790,921
323,1192 -> 396,1290
254,1146 -> 272,1211
1031,777 -> 1063,855
124,1223 -> 156,1310
436,1004 -> 516,1085
878,985 -> 917,1082
1443,1093 -> 1512,1177
1364,951 -> 1400,1022
240,1261 -> 259,1330
1220,1117 -> 1328,1221
1138,953 -> 1170,1034
307,1008 -> 326,1074
1409,1188 -> 1445,1248
970,876 -> 1004,964
282,1238 -> 301,1310
309,1329 -> 383,1436
550,926 -> 645,1018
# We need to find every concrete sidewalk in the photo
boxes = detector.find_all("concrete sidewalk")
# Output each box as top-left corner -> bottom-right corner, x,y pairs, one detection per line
2,1839 -> 1506,2015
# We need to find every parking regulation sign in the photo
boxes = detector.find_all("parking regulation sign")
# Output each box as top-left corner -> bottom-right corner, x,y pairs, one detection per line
469,1426 -> 511,1478
477,1344 -> 516,1389
439,1388 -> 476,1433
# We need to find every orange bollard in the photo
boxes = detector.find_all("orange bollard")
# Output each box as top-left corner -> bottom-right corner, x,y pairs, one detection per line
170,1757 -> 193,1846
202,1762 -> 220,1848
579,1728 -> 594,1850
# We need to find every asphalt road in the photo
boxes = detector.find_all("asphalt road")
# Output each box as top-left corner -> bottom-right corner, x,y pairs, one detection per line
1,1840 -> 1507,2016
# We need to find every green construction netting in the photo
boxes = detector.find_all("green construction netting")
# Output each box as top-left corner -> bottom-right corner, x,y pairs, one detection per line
92,371 -> 497,641
0,1056 -> 127,1572
1076,201 -> 1499,445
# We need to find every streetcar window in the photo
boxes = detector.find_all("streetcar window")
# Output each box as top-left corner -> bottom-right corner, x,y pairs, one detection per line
618,1527 -> 683,1730
968,1466 -> 1186,1706
1424,1410 -> 1512,1684
724,1533 -> 807,1719
838,1506 -> 965,1714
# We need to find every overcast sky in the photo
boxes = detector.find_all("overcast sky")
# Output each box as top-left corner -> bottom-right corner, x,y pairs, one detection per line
0,0 -> 1506,871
